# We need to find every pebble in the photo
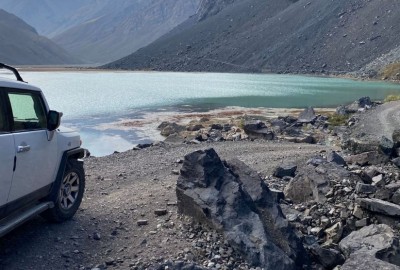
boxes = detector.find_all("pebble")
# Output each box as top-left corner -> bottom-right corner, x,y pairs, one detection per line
137,220 -> 149,226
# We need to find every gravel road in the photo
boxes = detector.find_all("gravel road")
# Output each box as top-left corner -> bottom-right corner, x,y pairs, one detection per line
0,141 -> 329,270
349,100 -> 400,142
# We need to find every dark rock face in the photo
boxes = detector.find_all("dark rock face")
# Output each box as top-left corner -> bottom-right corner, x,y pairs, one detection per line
298,107 -> 316,123
273,163 -> 297,178
176,148 -> 307,269
357,198 -> 400,217
341,254 -> 400,270
243,120 -> 274,140
284,161 -> 358,203
345,151 -> 389,166
308,245 -> 345,269
339,224 -> 400,267
327,151 -> 346,166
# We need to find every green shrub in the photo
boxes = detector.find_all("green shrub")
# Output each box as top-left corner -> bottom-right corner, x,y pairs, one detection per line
328,114 -> 349,126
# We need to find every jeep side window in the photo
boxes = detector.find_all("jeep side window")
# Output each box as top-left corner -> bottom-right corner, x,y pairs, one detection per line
8,92 -> 47,131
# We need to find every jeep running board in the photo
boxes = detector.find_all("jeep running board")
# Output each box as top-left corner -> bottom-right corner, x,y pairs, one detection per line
0,63 -> 25,82
0,202 -> 54,237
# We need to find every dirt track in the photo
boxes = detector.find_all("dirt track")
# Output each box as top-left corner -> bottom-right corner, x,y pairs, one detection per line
349,100 -> 400,142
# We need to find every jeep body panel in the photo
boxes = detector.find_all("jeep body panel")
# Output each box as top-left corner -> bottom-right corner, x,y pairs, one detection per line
0,133 -> 14,209
8,130 -> 59,202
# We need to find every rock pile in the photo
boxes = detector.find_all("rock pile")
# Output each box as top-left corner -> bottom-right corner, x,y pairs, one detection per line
158,107 -> 333,146
162,97 -> 400,269
174,145 -> 400,269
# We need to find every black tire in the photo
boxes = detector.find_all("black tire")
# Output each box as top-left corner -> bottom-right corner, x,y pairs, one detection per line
41,159 -> 85,223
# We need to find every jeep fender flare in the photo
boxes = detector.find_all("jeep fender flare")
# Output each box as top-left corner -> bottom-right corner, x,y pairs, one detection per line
44,148 -> 85,203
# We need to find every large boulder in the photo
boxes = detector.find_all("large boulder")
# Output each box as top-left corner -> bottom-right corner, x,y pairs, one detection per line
339,224 -> 400,267
176,149 -> 307,269
298,107 -> 317,123
341,254 -> 400,270
243,120 -> 274,140
284,161 -> 358,203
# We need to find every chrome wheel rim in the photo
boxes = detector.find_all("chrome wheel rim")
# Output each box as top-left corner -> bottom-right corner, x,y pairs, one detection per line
59,172 -> 80,210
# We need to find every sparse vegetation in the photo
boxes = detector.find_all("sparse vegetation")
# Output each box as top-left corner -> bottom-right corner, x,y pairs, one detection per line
380,62 -> 400,80
328,113 -> 349,126
384,94 -> 400,103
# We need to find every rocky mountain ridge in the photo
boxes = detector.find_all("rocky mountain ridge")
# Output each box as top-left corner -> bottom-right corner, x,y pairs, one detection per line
106,0 -> 400,76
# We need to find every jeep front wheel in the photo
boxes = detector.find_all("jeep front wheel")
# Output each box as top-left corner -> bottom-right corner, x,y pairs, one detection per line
42,159 -> 85,222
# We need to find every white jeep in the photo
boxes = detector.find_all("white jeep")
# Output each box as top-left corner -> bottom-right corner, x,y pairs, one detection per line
0,63 -> 85,237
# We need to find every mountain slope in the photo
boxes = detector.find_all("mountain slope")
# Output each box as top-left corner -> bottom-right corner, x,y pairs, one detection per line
0,9 -> 80,65
52,0 -> 200,64
105,0 -> 400,74
0,0 -> 111,37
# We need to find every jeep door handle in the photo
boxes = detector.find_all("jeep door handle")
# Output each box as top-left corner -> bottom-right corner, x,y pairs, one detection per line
17,145 -> 31,153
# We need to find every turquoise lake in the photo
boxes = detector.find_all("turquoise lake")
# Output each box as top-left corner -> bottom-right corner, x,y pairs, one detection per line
3,71 -> 400,156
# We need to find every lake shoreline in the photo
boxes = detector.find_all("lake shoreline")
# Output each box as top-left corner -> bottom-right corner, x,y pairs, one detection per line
14,65 -> 399,83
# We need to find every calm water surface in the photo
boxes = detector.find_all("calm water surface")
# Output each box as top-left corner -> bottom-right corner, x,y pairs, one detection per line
4,71 -> 400,156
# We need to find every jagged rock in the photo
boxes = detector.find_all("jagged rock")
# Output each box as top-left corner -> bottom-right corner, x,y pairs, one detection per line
273,163 -> 297,178
372,174 -> 385,187
308,244 -> 345,269
341,254 -> 400,270
392,129 -> 400,149
327,151 -> 346,166
298,107 -> 316,123
357,198 -> 400,217
339,224 -> 400,264
307,156 -> 327,166
284,135 -> 315,144
352,205 -> 364,219
284,162 -> 358,203
342,137 -> 379,155
160,122 -> 185,137
355,182 -> 377,194
325,222 -> 343,243
346,97 -> 372,113
243,120 -> 274,140
176,148 -> 307,269
210,123 -> 223,130
391,190 -> 400,205
187,124 -> 204,131
271,119 -> 287,132
336,105 -> 348,115
380,136 -> 394,156
392,157 -> 400,168
344,151 -> 389,166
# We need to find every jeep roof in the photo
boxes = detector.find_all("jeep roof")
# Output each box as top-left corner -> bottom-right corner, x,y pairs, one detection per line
0,77 -> 40,92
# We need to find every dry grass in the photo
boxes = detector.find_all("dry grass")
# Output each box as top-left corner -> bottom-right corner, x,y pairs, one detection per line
384,95 -> 400,103
380,62 -> 400,80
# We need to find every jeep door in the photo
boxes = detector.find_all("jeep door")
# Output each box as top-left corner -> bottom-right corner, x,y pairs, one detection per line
0,92 -> 14,212
6,91 -> 58,204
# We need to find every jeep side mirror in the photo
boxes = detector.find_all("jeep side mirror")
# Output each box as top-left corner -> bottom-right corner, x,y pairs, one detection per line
47,110 -> 61,131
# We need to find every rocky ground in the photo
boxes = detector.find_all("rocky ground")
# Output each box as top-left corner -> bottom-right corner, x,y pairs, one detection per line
0,141 -> 327,270
2,97 -> 400,270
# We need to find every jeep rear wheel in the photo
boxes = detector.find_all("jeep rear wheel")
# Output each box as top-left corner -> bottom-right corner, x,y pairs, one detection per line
42,159 -> 85,223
